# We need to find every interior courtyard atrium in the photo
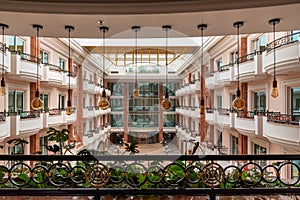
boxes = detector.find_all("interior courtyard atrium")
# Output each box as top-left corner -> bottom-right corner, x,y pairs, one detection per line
1,0 -> 300,199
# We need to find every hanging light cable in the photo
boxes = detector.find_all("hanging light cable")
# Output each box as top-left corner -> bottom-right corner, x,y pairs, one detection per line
31,24 -> 44,111
65,25 -> 75,115
98,26 -> 110,110
0,23 -> 8,96
232,21 -> 245,111
269,18 -> 280,98
197,24 -> 207,115
132,26 -> 141,99
161,25 -> 173,111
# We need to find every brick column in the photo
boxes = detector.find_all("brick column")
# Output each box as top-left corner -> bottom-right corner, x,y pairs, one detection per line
29,133 -> 40,154
123,83 -> 129,143
238,133 -> 248,155
200,62 -> 207,142
239,37 -> 248,62
68,124 -> 75,143
158,83 -> 163,143
241,82 -> 248,110
209,58 -> 214,73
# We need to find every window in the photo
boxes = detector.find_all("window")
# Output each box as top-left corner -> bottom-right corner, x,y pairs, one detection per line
253,91 -> 266,111
40,50 -> 49,64
252,35 -> 267,52
9,144 -> 23,155
290,30 -> 299,42
39,136 -> 48,154
7,36 -> 25,53
89,121 -> 93,130
40,93 -> 49,111
83,123 -> 86,133
89,97 -> 93,107
58,95 -> 65,110
216,95 -> 222,109
290,87 -> 300,114
231,135 -> 238,155
83,97 -> 86,108
73,64 -> 77,75
216,59 -> 223,71
58,58 -> 65,70
254,143 -> 267,166
230,50 -> 238,63
217,130 -> 223,147
8,90 -> 24,113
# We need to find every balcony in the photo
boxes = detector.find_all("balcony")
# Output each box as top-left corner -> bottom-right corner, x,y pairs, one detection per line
0,154 -> 300,199
0,113 -> 10,140
65,108 -> 77,124
190,107 -> 200,118
83,128 -> 102,149
62,71 -> 77,88
205,108 -> 215,124
94,83 -> 101,94
216,109 -> 230,127
47,109 -> 64,127
263,112 -> 300,148
235,111 -> 265,136
83,107 -> 96,119
0,43 -> 11,73
216,63 -> 234,85
10,52 -> 43,81
83,80 -> 95,93
237,51 -> 263,81
8,111 -> 43,136
205,72 -> 217,89
263,32 -> 300,75
43,64 -> 64,85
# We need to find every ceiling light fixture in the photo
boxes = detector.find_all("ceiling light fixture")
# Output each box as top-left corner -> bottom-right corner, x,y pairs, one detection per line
197,23 -> 207,115
31,24 -> 44,111
132,26 -> 141,99
98,25 -> 110,110
161,25 -> 173,111
0,23 -> 8,96
269,18 -> 280,98
232,21 -> 245,111
65,25 -> 74,115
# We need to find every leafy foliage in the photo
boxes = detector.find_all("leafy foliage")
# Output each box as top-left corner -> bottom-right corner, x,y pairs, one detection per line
124,143 -> 139,154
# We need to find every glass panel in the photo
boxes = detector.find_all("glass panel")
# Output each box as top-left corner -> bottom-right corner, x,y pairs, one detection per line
8,90 -> 15,112
253,91 -> 266,111
7,36 -> 16,52
16,91 -> 23,113
231,135 -> 238,155
291,87 -> 300,114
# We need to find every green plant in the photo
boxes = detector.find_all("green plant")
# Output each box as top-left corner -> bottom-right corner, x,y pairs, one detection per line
123,143 -> 139,154
46,127 -> 69,155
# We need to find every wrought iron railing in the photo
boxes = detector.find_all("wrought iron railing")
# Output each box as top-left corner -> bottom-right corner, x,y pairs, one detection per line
267,112 -> 300,125
237,50 -> 263,63
0,154 -> 300,199
266,31 -> 300,53
20,53 -> 39,63
218,63 -> 232,72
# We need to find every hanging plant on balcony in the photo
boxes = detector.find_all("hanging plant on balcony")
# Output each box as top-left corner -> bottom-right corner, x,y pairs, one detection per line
123,142 -> 139,154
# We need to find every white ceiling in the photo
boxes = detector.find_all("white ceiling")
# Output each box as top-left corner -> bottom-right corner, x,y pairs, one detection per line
1,1 -> 300,38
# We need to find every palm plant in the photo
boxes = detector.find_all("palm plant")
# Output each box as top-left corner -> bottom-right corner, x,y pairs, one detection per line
123,142 -> 139,154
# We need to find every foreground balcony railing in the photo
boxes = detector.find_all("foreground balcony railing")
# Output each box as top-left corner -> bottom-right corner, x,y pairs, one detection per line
0,154 -> 300,199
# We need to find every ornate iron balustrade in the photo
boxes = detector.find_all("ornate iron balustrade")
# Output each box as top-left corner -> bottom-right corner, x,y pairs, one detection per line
0,154 -> 300,199
266,31 -> 300,53
267,112 -> 300,125
237,50 -> 263,63
20,53 -> 39,63
218,63 -> 232,72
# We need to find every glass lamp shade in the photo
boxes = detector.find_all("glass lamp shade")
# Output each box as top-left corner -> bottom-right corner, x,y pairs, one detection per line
0,78 -> 5,96
271,80 -> 279,98
31,91 -> 44,111
66,100 -> 72,115
98,89 -> 110,110
133,88 -> 139,98
162,98 -> 173,111
232,96 -> 245,111
161,90 -> 173,111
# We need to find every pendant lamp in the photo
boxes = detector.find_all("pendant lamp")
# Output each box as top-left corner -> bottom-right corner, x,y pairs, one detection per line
231,21 -> 245,111
31,24 -> 44,111
98,26 -> 110,110
132,26 -> 141,99
65,25 -> 75,115
161,25 -> 173,111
